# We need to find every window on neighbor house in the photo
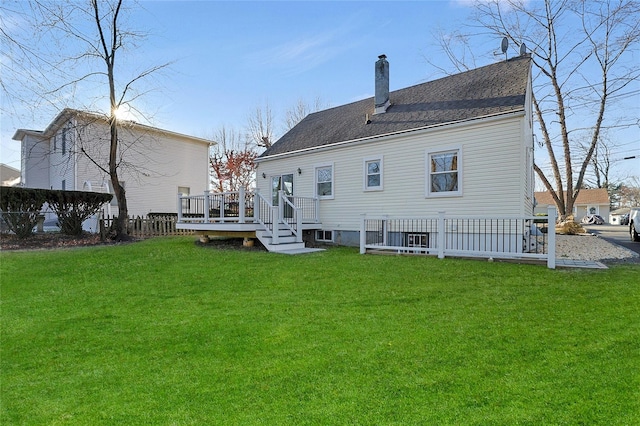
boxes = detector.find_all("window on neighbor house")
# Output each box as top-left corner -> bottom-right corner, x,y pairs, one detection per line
316,164 -> 333,199
364,157 -> 383,191
426,148 -> 462,197
61,127 -> 67,155
61,180 -> 66,191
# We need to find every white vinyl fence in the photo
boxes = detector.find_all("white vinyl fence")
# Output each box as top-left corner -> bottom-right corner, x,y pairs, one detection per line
360,207 -> 557,269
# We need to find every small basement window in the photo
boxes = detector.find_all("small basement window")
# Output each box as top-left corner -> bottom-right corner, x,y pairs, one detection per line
315,230 -> 334,242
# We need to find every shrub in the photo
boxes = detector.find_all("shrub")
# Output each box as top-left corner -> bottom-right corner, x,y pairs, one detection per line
0,187 -> 47,238
47,190 -> 112,236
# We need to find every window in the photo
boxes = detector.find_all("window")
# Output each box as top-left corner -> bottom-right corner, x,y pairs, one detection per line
61,127 -> 67,155
316,230 -> 333,242
315,164 -> 333,199
406,233 -> 428,248
61,179 -> 66,191
426,147 -> 462,197
364,157 -> 383,191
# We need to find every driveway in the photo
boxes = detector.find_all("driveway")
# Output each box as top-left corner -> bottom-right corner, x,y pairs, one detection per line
583,223 -> 640,256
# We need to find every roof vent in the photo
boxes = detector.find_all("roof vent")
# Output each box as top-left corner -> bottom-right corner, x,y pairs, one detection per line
374,54 -> 390,114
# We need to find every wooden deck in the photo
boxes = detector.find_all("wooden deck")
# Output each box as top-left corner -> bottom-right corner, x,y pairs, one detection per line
176,190 -> 322,252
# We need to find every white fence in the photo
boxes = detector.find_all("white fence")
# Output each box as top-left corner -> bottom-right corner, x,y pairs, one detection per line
360,207 -> 557,269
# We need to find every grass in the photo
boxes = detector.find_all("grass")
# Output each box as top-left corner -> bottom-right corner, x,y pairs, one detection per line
1,237 -> 639,425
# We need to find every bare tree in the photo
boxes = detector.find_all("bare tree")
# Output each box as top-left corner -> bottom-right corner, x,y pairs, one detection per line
246,102 -> 275,150
428,0 -> 640,219
209,126 -> 257,192
3,0 -> 170,239
283,96 -> 328,131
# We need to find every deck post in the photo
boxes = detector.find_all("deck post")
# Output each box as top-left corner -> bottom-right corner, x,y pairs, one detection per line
296,205 -> 302,243
254,189 -> 260,221
437,211 -> 446,259
204,190 -> 210,223
315,197 -> 320,223
278,190 -> 284,222
177,193 -> 183,222
239,187 -> 245,223
547,206 -> 556,269
272,205 -> 279,245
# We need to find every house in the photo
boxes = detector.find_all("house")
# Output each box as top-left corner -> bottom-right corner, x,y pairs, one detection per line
609,207 -> 629,225
0,163 -> 21,186
13,109 -> 212,219
534,188 -> 610,223
178,53 -> 536,253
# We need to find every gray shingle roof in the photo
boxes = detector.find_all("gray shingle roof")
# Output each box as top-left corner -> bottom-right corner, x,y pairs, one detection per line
260,55 -> 531,158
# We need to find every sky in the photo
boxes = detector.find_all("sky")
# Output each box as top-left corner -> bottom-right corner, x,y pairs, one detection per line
1,0 -> 639,184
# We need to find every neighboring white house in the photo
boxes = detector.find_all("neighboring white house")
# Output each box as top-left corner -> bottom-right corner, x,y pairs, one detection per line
534,188 -> 610,224
254,53 -> 534,246
13,109 -> 212,218
0,163 -> 21,187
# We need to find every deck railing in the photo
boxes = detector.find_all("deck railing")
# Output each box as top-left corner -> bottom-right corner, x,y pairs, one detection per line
360,207 -> 557,268
177,189 -> 255,223
254,191 -> 278,242
177,189 -> 318,229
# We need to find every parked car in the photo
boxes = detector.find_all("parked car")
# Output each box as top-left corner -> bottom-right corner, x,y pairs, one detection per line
630,207 -> 640,242
620,213 -> 630,225
581,214 -> 605,225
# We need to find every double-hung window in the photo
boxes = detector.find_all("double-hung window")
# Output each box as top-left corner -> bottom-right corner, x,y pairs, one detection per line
315,164 -> 334,199
364,157 -> 383,191
426,147 -> 462,197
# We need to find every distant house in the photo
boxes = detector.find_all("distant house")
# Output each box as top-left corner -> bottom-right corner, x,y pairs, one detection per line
0,163 -> 20,186
534,188 -> 610,223
178,53 -> 536,253
13,109 -> 212,218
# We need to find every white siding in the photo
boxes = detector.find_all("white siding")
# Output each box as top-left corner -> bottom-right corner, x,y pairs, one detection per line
257,114 -> 528,232
21,135 -> 50,189
74,119 -> 209,217
49,121 -> 76,190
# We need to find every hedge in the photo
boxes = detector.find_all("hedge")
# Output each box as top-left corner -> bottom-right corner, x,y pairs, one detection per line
0,187 -> 112,237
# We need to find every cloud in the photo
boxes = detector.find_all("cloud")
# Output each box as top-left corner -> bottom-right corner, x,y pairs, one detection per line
245,19 -> 364,76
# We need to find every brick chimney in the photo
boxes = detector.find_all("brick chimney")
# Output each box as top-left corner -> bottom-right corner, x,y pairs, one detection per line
374,54 -> 390,114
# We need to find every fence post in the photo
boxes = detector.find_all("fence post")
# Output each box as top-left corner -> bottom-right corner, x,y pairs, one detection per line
547,206 -> 556,269
239,187 -> 245,223
360,214 -> 366,254
437,211 -> 446,259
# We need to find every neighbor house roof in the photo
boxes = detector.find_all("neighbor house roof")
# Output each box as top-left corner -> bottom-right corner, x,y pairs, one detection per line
259,55 -> 531,159
535,188 -> 610,206
12,108 -> 215,146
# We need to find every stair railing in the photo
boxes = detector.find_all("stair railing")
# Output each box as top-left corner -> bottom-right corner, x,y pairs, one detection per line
254,190 -> 279,244
279,191 -> 303,243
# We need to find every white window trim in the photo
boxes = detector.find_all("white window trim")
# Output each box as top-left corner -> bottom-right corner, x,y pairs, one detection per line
363,156 -> 383,191
425,146 -> 463,198
315,163 -> 334,200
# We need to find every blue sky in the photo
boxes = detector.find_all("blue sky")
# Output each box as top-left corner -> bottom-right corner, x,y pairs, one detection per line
2,0 -> 638,181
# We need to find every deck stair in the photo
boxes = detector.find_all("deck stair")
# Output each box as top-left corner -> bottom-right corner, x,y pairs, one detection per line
255,224 -> 325,254
177,189 -> 324,254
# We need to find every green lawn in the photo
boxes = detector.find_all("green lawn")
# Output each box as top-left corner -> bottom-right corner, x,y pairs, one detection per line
2,237 -> 639,425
